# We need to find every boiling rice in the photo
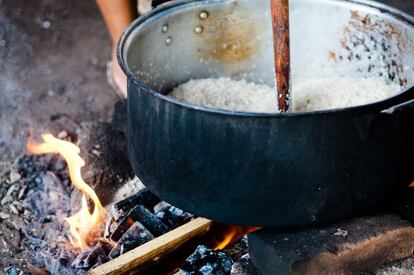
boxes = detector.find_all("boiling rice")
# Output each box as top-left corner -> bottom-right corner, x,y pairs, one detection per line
169,77 -> 400,112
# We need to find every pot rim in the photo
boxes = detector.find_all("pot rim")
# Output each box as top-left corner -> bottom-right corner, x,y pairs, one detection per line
117,0 -> 414,118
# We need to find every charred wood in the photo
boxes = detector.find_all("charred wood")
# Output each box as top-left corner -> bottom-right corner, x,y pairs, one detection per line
71,240 -> 113,270
111,188 -> 161,221
110,205 -> 169,242
109,221 -> 155,258
155,205 -> 193,229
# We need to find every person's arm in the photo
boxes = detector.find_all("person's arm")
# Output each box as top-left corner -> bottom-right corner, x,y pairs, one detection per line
96,0 -> 138,44
96,0 -> 138,98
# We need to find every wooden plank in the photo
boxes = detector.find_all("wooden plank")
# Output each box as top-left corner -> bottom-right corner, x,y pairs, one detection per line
89,217 -> 214,275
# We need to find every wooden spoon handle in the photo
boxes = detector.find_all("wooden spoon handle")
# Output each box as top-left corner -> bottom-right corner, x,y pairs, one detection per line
271,0 -> 291,112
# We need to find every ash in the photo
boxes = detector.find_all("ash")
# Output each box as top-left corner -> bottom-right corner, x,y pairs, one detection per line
0,153 -> 193,274
0,154 -> 77,274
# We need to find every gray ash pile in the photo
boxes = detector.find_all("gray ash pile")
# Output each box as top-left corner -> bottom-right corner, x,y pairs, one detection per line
0,152 -> 192,274
0,154 -> 75,274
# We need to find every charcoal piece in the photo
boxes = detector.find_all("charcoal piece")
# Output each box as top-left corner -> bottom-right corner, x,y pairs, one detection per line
111,205 -> 168,241
71,240 -> 113,270
180,245 -> 233,275
153,201 -> 171,213
111,188 -> 160,221
77,121 -> 134,205
4,266 -> 23,275
225,236 -> 248,261
230,253 -> 259,275
155,206 -> 192,229
108,216 -> 133,242
128,205 -> 169,236
109,221 -> 154,258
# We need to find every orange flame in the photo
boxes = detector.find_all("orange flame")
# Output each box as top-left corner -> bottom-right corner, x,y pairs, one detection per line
27,133 -> 105,248
212,225 -> 260,250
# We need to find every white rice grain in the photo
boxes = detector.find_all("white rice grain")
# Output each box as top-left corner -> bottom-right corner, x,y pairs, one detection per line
169,77 -> 400,113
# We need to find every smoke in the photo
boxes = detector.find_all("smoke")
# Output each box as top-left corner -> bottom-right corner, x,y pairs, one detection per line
0,8 -> 33,160
22,171 -> 81,274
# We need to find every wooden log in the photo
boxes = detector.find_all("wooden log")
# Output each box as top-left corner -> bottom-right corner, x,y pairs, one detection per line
88,218 -> 214,275
271,0 -> 291,112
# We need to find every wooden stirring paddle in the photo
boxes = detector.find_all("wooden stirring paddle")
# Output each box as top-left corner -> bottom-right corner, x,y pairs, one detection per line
270,0 -> 291,112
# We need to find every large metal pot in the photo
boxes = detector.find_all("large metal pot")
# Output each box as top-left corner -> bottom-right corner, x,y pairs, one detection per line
118,0 -> 414,227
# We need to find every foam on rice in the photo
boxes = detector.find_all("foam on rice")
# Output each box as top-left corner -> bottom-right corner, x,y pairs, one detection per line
168,77 -> 400,113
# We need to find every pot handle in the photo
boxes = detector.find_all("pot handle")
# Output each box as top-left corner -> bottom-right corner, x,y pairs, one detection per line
381,98 -> 414,114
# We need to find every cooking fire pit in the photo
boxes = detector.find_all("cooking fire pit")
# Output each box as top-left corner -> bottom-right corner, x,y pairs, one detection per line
3,0 -> 414,274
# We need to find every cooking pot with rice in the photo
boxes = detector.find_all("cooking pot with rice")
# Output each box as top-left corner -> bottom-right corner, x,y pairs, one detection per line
118,0 -> 414,227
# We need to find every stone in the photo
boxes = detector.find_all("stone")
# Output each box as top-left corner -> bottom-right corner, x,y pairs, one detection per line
9,204 -> 19,215
1,195 -> 13,206
9,170 -> 21,183
249,214 -> 414,275
57,130 -> 68,139
6,184 -> 17,197
0,212 -> 10,219
334,228 -> 349,238
17,186 -> 26,199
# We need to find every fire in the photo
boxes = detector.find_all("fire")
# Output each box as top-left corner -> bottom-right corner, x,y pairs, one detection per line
212,225 -> 260,250
27,133 -> 105,249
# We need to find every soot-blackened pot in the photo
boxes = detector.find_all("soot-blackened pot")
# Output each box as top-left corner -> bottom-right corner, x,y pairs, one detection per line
119,0 -> 414,227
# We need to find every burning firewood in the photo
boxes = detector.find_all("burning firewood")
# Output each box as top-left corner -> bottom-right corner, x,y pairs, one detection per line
110,188 -> 161,221
109,205 -> 169,242
71,239 -> 113,270
89,218 -> 214,275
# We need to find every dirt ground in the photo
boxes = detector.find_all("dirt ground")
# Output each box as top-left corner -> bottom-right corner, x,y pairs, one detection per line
1,0 -> 414,274
0,0 -> 117,166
